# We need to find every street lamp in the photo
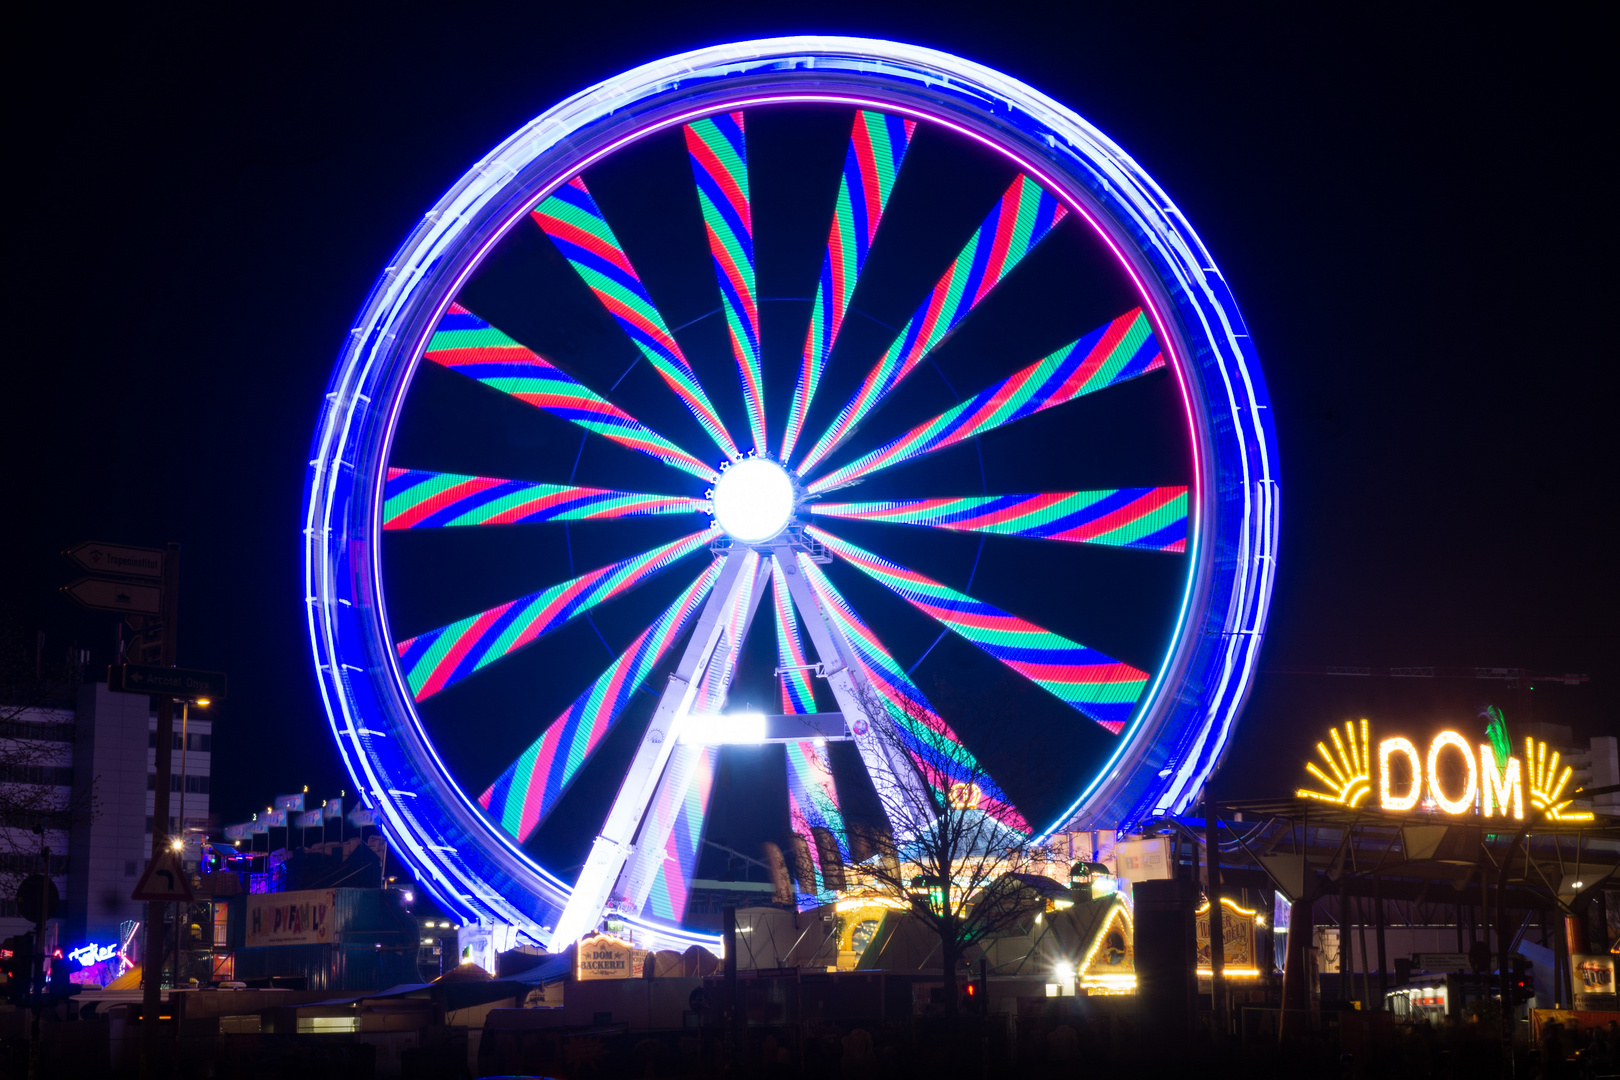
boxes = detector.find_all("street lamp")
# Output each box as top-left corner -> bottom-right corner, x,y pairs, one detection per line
176,697 -> 211,862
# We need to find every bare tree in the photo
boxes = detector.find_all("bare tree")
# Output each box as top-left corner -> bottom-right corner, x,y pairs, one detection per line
846,683 -> 1056,1015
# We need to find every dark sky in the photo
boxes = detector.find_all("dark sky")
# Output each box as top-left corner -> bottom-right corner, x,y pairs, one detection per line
6,3 -> 1612,834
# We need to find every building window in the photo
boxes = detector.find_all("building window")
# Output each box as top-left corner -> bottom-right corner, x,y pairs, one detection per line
0,721 -> 74,743
0,764 -> 73,786
184,775 -> 209,795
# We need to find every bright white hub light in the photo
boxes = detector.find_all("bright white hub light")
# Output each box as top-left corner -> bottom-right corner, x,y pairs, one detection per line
711,458 -> 794,542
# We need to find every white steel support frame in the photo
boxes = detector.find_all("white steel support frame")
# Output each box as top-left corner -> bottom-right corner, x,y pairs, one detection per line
771,545 -> 934,836
550,549 -> 758,946
553,538 -> 939,946
616,553 -> 774,916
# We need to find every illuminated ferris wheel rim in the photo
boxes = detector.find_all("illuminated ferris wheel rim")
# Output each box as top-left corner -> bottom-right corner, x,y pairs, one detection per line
305,37 -> 1277,950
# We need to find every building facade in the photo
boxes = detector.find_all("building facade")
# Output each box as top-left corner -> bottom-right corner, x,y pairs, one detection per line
0,681 -> 213,949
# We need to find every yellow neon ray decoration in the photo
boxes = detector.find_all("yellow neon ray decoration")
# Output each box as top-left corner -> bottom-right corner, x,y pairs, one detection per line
1526,737 -> 1594,822
1296,719 -> 1371,807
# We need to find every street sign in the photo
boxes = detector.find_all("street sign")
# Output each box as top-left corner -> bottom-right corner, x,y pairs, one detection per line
131,852 -> 193,903
14,875 -> 59,925
110,664 -> 227,700
62,577 -> 162,615
1413,952 -> 1470,973
63,541 -> 164,580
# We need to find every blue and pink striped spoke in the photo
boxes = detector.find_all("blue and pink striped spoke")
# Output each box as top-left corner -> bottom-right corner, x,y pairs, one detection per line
786,738 -> 846,900
771,563 -> 817,715
797,555 -> 1028,831
477,564 -> 720,842
806,309 -> 1161,492
643,746 -> 719,923
531,177 -> 739,460
394,527 -> 717,702
383,469 -> 706,530
773,564 -> 847,896
780,111 -> 916,462
685,114 -> 767,455
795,174 -> 1068,474
423,304 -> 716,482
807,529 -> 1147,734
810,488 -> 1188,553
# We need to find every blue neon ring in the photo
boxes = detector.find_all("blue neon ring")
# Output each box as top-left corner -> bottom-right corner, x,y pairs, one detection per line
303,37 -> 1278,946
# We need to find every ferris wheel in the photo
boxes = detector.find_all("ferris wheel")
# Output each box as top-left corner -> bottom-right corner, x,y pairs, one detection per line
304,38 -> 1277,951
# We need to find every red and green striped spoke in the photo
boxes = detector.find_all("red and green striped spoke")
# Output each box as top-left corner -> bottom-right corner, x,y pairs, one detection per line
477,563 -> 720,843
797,555 -> 1028,831
383,469 -> 706,530
532,177 -> 739,460
685,113 -> 767,455
795,174 -> 1068,474
394,528 -> 716,701
643,746 -> 719,923
807,309 -> 1161,493
810,488 -> 1189,553
424,305 -> 716,482
807,529 -> 1147,733
771,561 -> 817,715
780,111 -> 916,462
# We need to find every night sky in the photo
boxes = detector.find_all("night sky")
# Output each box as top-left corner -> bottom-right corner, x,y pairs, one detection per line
6,4 -> 1612,844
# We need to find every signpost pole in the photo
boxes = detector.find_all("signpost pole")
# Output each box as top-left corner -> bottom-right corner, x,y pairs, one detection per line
1204,790 -> 1225,1038
141,542 -> 178,1070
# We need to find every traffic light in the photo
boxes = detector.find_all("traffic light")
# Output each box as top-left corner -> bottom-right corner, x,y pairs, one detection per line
1509,955 -> 1534,1005
1,935 -> 34,1006
962,977 -> 987,1015
47,956 -> 83,1005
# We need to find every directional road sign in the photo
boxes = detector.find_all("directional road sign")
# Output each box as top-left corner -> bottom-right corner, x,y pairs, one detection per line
63,541 -> 165,580
62,577 -> 162,615
110,664 -> 227,700
131,851 -> 193,903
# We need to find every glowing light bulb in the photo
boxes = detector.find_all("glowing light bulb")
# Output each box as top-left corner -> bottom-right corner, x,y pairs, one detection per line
711,458 -> 794,542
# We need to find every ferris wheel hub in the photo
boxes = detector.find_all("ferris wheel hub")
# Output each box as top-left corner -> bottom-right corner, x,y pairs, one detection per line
711,457 -> 795,543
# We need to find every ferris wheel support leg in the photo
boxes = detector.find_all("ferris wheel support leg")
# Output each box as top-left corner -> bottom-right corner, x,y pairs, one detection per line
549,551 -> 757,948
617,556 -> 775,916
771,546 -> 933,833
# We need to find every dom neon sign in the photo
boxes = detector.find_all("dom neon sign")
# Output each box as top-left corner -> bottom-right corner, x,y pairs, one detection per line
1297,720 -> 1592,821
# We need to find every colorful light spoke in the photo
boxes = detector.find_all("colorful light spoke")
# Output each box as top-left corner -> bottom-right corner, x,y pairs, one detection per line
810,488 -> 1187,553
395,528 -> 716,701
808,528 -> 1147,733
780,111 -> 916,462
643,746 -> 719,922
532,178 -> 739,459
771,562 -> 817,715
795,174 -> 1067,473
685,114 -> 767,455
773,562 -> 847,898
424,305 -> 717,482
798,555 -> 1028,831
478,565 -> 719,842
785,739 -> 846,901
806,308 -> 1161,492
382,469 -> 705,529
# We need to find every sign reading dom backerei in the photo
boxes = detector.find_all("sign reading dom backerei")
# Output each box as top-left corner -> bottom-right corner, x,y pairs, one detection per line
576,933 -> 648,980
